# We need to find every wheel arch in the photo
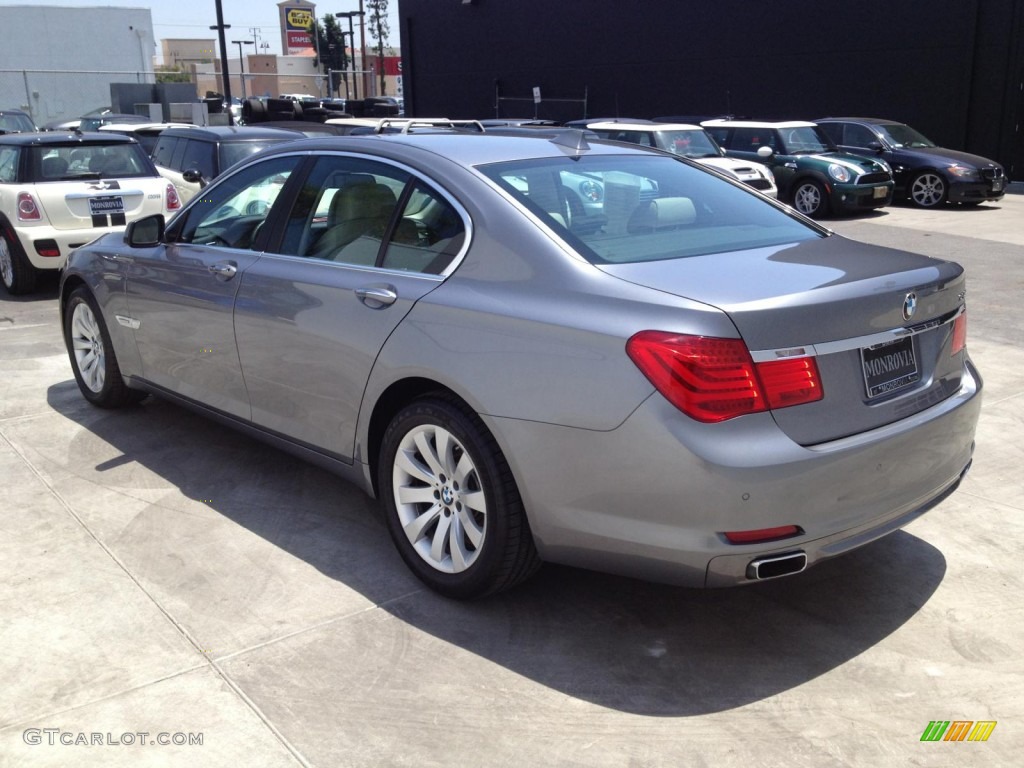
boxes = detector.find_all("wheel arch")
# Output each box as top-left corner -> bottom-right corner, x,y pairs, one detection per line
364,377 -> 479,498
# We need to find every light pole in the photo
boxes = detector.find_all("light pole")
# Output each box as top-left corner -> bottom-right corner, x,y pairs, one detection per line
231,40 -> 254,99
209,0 -> 234,124
335,11 -> 364,101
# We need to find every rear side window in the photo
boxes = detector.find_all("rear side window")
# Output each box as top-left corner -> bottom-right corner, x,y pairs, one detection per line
0,146 -> 19,182
276,155 -> 466,274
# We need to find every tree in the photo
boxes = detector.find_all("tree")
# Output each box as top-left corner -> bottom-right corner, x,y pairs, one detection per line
366,0 -> 390,95
155,65 -> 193,84
312,15 -> 349,96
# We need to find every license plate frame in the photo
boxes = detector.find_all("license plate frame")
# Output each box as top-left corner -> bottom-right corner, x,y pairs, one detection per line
872,185 -> 888,199
88,195 -> 124,216
992,178 -> 1005,193
861,335 -> 920,398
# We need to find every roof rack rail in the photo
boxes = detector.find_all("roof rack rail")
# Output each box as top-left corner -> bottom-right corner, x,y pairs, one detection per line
373,118 -> 485,134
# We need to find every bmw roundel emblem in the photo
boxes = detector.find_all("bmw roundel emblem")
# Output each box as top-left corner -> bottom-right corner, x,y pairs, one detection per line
902,292 -> 917,321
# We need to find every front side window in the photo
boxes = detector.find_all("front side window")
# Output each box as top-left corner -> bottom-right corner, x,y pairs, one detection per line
152,135 -> 179,167
180,139 -> 216,179
175,156 -> 299,249
842,123 -> 879,148
219,140 -> 290,174
276,155 -> 466,274
479,154 -> 821,265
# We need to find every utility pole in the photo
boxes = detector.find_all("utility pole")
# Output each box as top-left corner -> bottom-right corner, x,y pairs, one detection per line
209,0 -> 234,125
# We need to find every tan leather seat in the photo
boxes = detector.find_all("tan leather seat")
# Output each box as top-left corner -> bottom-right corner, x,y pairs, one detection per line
311,183 -> 397,262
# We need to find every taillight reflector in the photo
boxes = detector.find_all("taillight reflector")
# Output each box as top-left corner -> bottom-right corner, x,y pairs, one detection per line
626,332 -> 823,423
165,183 -> 182,211
17,192 -> 41,221
724,525 -> 803,544
950,311 -> 967,356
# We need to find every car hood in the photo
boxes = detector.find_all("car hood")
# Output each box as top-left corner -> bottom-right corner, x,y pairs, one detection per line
596,234 -> 962,349
889,145 -> 1001,170
697,156 -> 767,174
796,152 -> 887,174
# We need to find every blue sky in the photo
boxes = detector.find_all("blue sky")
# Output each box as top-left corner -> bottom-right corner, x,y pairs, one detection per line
0,0 -> 400,59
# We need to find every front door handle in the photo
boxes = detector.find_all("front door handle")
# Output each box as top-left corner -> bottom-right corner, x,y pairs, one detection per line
209,262 -> 238,280
355,285 -> 398,308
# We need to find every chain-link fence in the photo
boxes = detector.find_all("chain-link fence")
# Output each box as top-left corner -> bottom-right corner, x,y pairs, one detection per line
1,67 -> 384,128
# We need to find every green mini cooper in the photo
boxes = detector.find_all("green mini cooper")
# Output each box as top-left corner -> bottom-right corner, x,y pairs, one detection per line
702,120 -> 894,217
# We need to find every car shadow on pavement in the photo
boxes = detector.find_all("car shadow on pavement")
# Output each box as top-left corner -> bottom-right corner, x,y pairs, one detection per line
45,382 -> 947,717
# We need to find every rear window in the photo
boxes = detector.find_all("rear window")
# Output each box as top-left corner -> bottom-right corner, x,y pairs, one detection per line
478,154 -> 821,264
28,142 -> 156,181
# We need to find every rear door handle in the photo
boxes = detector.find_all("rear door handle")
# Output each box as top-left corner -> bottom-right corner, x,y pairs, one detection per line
355,285 -> 398,308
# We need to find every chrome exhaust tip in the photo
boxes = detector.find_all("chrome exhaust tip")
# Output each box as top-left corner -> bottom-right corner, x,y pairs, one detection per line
747,551 -> 807,581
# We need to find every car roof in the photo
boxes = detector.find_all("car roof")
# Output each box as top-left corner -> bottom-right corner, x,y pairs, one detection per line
158,125 -> 303,141
252,130 -> 660,168
0,130 -> 137,146
702,119 -> 817,129
815,117 -> 905,125
587,120 -> 703,131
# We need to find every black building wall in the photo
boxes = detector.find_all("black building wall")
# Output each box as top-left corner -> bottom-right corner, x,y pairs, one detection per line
399,0 -> 1024,178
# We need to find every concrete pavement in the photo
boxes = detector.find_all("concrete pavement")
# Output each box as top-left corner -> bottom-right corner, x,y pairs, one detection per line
1,192 -> 1022,767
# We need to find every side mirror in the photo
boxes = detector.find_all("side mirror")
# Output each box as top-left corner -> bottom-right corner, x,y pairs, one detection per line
182,168 -> 208,188
867,141 -> 884,153
124,214 -> 165,247
756,145 -> 774,158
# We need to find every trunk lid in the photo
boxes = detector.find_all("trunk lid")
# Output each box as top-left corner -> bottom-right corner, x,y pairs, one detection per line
600,235 -> 968,445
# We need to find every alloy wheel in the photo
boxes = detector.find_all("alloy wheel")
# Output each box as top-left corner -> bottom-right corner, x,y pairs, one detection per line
70,302 -> 107,393
392,423 -> 487,574
910,173 -> 946,207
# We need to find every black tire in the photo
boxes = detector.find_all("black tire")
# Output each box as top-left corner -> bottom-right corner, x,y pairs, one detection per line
63,287 -> 145,408
908,172 -> 948,208
378,395 -> 540,598
0,231 -> 38,295
791,179 -> 830,218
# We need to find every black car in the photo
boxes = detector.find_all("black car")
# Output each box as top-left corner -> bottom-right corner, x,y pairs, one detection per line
151,125 -> 301,204
0,108 -> 36,134
816,117 -> 1007,208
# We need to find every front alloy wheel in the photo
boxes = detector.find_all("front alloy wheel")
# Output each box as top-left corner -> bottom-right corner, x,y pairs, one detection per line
909,172 -> 947,208
379,396 -> 540,598
792,180 -> 828,218
63,287 -> 144,408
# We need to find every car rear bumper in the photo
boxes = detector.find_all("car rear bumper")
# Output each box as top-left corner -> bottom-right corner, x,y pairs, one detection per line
14,225 -> 111,270
486,357 -> 981,588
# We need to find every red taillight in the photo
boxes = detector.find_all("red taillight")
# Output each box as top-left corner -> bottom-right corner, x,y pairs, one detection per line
626,332 -> 763,423
724,525 -> 803,544
165,183 -> 182,211
17,192 -> 40,221
626,332 -> 823,423
950,311 -> 967,356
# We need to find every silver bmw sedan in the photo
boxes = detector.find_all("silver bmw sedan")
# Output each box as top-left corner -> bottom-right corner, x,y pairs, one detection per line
59,126 -> 981,598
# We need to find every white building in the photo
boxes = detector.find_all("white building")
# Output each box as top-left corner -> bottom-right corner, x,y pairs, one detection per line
0,5 -> 155,126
